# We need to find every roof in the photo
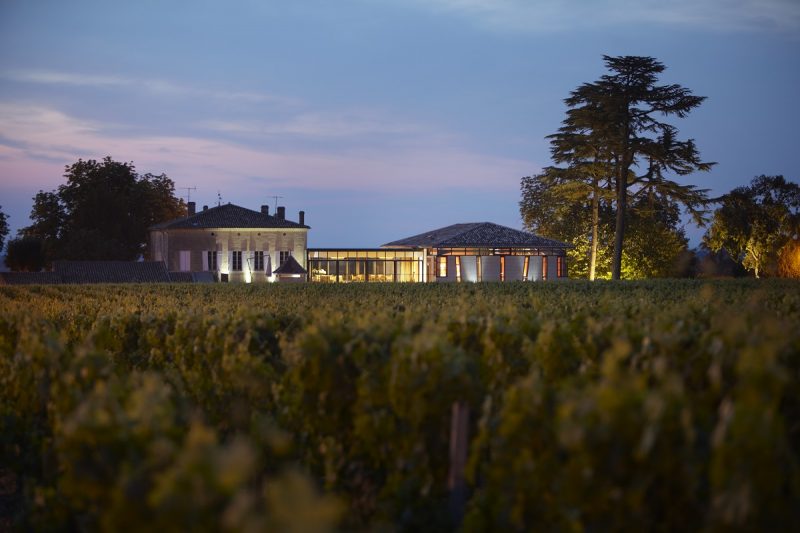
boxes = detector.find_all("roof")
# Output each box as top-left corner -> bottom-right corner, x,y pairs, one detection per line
150,203 -> 309,230
54,261 -> 171,283
273,255 -> 308,275
0,271 -> 62,285
382,222 -> 571,249
168,271 -> 216,283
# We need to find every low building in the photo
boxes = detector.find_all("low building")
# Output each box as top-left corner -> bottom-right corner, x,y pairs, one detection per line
308,222 -> 570,282
273,255 -> 308,283
149,202 -> 309,282
0,261 -> 177,285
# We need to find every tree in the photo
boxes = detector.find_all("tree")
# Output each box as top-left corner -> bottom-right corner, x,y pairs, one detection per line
5,237 -> 46,272
704,175 -> 800,278
521,174 -> 690,279
548,55 -> 713,279
520,171 -> 615,279
777,239 -> 800,278
22,157 -> 185,261
0,205 -> 8,254
620,193 -> 689,278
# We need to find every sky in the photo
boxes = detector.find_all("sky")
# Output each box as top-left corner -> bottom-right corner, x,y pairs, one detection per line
1,0 -> 798,248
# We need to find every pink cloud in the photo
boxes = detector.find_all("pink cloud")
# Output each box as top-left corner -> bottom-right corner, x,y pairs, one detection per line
0,104 -> 536,197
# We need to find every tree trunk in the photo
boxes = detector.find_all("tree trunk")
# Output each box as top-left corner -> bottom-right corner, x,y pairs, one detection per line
612,167 -> 627,280
589,178 -> 599,281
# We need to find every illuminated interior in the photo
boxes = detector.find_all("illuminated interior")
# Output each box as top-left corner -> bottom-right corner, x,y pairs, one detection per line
308,249 -> 424,282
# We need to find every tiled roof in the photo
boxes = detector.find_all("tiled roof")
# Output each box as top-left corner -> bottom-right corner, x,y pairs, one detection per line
54,261 -> 171,283
273,255 -> 307,275
382,222 -> 571,249
168,271 -> 216,283
150,204 -> 309,230
168,271 -> 195,283
0,271 -> 62,285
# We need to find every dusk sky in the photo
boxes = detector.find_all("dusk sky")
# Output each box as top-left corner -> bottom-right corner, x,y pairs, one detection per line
1,0 -> 798,247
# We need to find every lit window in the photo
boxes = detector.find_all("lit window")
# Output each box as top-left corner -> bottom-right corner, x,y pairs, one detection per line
455,256 -> 461,282
254,251 -> 264,271
523,256 -> 529,280
280,250 -> 291,265
232,251 -> 242,271
438,256 -> 448,277
500,256 -> 505,282
557,256 -> 563,277
207,251 -> 218,271
542,256 -> 548,279
476,256 -> 481,282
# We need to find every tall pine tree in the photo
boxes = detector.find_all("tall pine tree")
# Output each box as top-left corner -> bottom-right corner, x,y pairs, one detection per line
548,55 -> 712,279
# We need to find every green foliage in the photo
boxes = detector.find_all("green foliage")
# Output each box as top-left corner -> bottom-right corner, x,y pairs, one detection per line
705,175 -> 800,278
4,236 -> 46,272
1,282 -> 799,530
546,55 -> 713,279
22,157 -> 185,261
522,173 -> 689,279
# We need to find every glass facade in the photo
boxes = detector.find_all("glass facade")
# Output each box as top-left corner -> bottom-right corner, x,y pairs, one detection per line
308,249 -> 423,283
307,248 -> 567,282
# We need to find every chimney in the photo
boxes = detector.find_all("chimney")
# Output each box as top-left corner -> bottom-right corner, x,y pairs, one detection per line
203,205 -> 208,211
299,210 -> 305,226
261,205 -> 269,215
188,201 -> 196,216
277,206 -> 285,220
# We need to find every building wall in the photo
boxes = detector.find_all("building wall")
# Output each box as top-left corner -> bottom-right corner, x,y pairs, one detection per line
427,254 -> 568,283
151,228 -> 308,282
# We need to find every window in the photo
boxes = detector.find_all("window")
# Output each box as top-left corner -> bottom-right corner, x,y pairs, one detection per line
500,256 -> 505,282
280,250 -> 291,265
523,256 -> 530,280
438,256 -> 448,277
476,256 -> 481,282
179,250 -> 191,272
557,256 -> 566,277
254,251 -> 264,271
542,256 -> 548,279
232,251 -> 242,271
455,256 -> 461,282
206,251 -> 218,271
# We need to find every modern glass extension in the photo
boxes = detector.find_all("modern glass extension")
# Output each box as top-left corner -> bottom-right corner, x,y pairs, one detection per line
307,249 -> 424,283
307,247 -> 567,283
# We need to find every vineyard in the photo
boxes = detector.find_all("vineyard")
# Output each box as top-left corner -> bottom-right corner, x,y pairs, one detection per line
1,281 -> 799,531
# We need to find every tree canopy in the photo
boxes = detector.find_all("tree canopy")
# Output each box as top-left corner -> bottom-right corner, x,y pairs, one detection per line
521,173 -> 689,279
5,237 -> 46,272
23,157 -> 185,261
540,55 -> 713,279
704,175 -> 800,278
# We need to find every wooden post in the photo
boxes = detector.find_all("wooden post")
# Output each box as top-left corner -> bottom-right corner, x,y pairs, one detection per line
448,401 -> 470,527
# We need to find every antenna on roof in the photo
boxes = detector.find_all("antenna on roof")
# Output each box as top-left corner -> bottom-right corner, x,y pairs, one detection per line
179,186 -> 197,204
270,195 -> 284,212
217,191 -> 222,206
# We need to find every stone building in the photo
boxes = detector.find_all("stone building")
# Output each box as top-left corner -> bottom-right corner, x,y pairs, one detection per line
149,202 -> 309,282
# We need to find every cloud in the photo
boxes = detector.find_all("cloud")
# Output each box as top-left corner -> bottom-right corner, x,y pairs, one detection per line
399,0 -> 800,33
0,69 -> 299,106
196,111 -> 428,139
0,104 -> 533,198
